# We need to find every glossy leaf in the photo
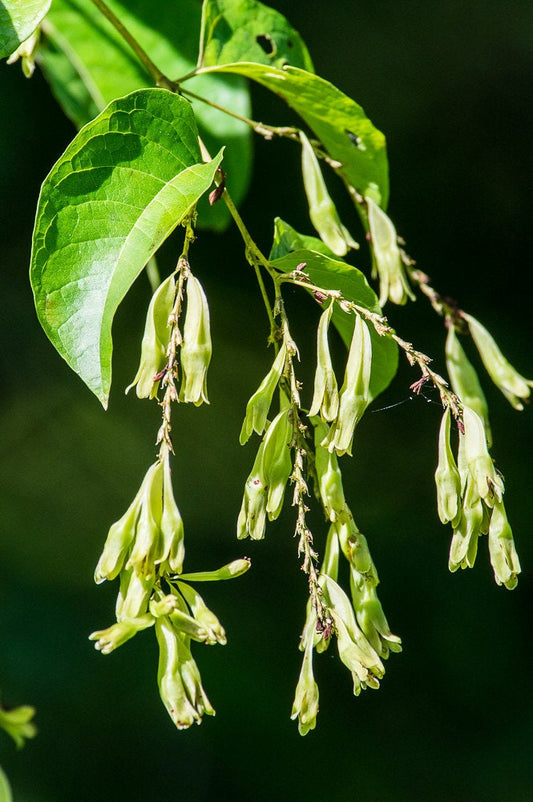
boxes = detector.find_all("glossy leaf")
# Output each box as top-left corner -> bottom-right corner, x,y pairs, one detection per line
195,62 -> 389,206
270,222 -> 398,400
30,89 -> 223,407
198,0 -> 313,71
38,0 -> 250,230
0,0 -> 50,59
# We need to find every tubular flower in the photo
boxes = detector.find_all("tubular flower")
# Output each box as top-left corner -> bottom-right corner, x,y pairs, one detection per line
488,501 -> 521,590
463,312 -> 533,410
179,274 -> 212,405
239,343 -> 287,444
365,196 -> 415,306
127,273 -> 175,399
291,639 -> 320,736
325,314 -> 372,456
434,406 -> 462,526
445,325 -> 492,446
308,301 -> 339,422
300,130 -> 358,256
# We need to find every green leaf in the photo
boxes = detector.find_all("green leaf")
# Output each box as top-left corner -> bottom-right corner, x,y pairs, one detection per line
30,88 -> 223,407
38,0 -> 251,230
198,0 -> 313,71
195,62 -> 389,207
270,220 -> 398,400
0,0 -> 50,59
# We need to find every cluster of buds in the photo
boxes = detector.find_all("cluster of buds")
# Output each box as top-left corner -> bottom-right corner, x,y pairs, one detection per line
93,254 -> 250,728
365,196 -> 415,306
311,305 -> 373,456
127,266 -> 212,406
300,130 -> 358,257
290,418 -> 401,735
435,406 -> 521,589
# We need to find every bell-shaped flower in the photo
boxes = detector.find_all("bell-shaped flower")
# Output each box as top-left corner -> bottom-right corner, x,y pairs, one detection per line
434,407 -> 462,526
261,407 -> 293,520
365,196 -> 415,306
179,274 -> 212,406
448,500 -> 484,572
300,130 -> 358,256
126,273 -> 175,399
313,419 -> 346,521
463,312 -> 533,410
349,579 -> 402,659
461,406 -> 503,507
0,701 -> 37,748
155,617 -> 215,729
239,343 -> 287,444
89,615 -> 154,655
308,302 -> 339,422
445,326 -> 492,446
290,639 -> 320,736
237,440 -> 268,540
325,314 -> 372,456
488,500 -> 521,590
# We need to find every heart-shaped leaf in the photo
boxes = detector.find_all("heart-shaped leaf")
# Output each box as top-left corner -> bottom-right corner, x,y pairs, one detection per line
30,88 -> 223,407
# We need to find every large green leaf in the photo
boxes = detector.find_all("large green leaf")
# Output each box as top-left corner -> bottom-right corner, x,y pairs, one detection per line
30,89 -> 223,407
37,0 -> 250,230
198,0 -> 313,71
0,0 -> 50,59
195,62 -> 389,207
270,219 -> 398,400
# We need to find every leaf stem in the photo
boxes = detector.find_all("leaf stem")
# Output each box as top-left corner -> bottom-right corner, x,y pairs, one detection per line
89,0 -> 176,91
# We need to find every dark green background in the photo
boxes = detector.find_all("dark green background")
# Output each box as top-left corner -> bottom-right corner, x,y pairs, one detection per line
1,1 -> 532,799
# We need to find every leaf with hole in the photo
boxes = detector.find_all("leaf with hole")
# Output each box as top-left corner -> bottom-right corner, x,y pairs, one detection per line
30,88 -> 223,407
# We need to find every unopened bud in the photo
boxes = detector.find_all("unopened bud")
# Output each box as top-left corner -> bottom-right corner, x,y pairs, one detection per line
309,302 -> 339,421
179,275 -> 212,406
240,343 -> 287,444
366,196 -> 414,306
445,325 -> 492,446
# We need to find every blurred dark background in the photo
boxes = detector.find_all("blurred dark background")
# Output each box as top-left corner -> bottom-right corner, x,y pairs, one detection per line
1,1 -> 532,799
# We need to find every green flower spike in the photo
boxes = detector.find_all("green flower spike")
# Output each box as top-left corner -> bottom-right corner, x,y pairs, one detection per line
126,273 -> 176,399
291,639 -> 320,736
155,617 -> 215,729
300,130 -> 358,256
308,302 -> 339,422
179,274 -> 212,406
325,314 -> 372,456
463,312 -> 533,410
239,342 -> 287,444
445,325 -> 492,446
434,406 -> 462,526
0,702 -> 37,748
365,196 -> 415,306
488,501 -> 521,590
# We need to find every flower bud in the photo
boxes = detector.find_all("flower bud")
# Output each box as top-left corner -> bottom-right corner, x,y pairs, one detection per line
0,702 -> 37,748
261,408 -> 293,520
463,312 -> 533,410
325,314 -> 372,456
350,581 -> 402,659
126,461 -> 165,572
336,519 -> 375,578
239,343 -> 287,444
159,455 -> 185,574
445,326 -> 492,446
94,490 -> 142,584
89,615 -> 154,655
115,566 -> 154,621
290,640 -> 319,736
177,582 -> 227,645
461,406 -> 503,507
126,273 -> 175,398
155,617 -> 214,729
237,440 -> 268,540
313,419 -> 346,521
488,500 -> 521,589
448,502 -> 483,572
179,557 -> 252,582
435,407 -> 462,525
179,274 -> 212,406
308,302 -> 339,421
365,196 -> 414,306
300,131 -> 358,256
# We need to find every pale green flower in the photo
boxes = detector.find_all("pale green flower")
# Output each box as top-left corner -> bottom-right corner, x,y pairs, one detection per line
291,640 -> 319,736
239,343 -> 287,444
366,196 -> 414,306
309,301 -> 339,421
434,407 -> 462,526
445,325 -> 492,446
179,274 -> 212,405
